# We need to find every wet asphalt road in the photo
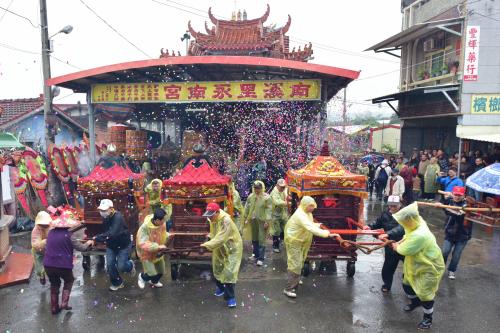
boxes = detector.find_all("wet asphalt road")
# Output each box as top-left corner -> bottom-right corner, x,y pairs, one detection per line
1,198 -> 499,333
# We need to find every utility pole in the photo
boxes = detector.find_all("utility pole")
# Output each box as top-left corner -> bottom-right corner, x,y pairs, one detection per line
40,0 -> 54,149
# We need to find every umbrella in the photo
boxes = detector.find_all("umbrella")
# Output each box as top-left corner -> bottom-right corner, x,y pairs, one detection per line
466,163 -> 500,195
359,153 -> 384,164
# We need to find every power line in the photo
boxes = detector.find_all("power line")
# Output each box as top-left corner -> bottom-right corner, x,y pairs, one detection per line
51,55 -> 82,70
0,0 -> 15,25
54,92 -> 76,101
0,4 -> 39,28
0,42 -> 39,55
0,42 -> 82,70
78,0 -> 152,58
472,10 -> 500,23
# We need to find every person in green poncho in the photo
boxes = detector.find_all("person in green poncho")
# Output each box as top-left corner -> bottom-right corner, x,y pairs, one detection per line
270,178 -> 289,253
283,196 -> 337,298
201,203 -> 243,308
423,157 -> 440,200
145,179 -> 172,222
242,180 -> 272,266
391,202 -> 445,330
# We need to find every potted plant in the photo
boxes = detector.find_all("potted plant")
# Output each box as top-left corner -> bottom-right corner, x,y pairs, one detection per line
417,67 -> 425,81
441,64 -> 449,75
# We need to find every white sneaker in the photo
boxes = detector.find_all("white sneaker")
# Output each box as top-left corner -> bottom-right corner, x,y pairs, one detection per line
299,279 -> 303,285
256,260 -> 264,266
248,255 -> 256,261
283,289 -> 297,298
109,283 -> 124,291
138,274 -> 146,289
149,281 -> 163,288
448,271 -> 456,280
273,248 -> 280,253
129,261 -> 136,277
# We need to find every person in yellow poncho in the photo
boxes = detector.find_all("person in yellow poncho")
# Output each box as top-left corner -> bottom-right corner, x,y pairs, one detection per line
391,202 -> 445,330
283,196 -> 338,298
242,180 -> 272,266
224,182 -> 244,232
270,178 -> 289,253
31,211 -> 52,285
137,208 -> 171,289
145,179 -> 172,223
201,203 -> 243,308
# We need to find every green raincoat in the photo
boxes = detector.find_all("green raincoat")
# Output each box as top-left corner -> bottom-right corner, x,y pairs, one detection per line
145,179 -> 172,219
202,210 -> 243,284
241,180 -> 272,243
284,196 -> 330,275
424,163 -> 441,194
270,186 -> 289,236
393,202 -> 445,301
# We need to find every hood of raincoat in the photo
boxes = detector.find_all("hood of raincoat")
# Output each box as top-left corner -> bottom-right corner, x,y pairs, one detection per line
392,202 -> 423,232
251,180 -> 266,193
146,178 -> 163,192
299,195 -> 317,213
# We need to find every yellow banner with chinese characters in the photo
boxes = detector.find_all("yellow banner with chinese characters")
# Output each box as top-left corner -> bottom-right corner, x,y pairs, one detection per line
471,94 -> 500,114
91,79 -> 321,104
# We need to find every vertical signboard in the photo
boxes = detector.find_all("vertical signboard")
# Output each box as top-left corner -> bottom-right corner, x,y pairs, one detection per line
464,26 -> 480,81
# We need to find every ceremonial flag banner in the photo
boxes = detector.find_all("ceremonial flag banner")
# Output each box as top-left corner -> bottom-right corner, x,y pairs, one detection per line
91,79 -> 321,103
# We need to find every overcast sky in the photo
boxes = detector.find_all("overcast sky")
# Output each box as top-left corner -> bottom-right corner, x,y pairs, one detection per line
0,0 -> 402,119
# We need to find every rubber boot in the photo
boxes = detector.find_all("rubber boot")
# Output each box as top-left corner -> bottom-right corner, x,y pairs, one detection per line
61,283 -> 73,310
272,236 -> 280,252
50,287 -> 61,315
417,313 -> 433,330
404,297 -> 421,312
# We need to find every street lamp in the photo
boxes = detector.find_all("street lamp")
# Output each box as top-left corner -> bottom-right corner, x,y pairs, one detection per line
50,25 -> 73,38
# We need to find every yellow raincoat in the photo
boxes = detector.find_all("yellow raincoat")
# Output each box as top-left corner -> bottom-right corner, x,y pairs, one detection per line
270,186 -> 289,236
136,214 -> 169,263
241,180 -> 272,243
393,202 -> 445,301
145,179 -> 172,219
202,210 -> 243,284
225,182 -> 244,231
284,196 -> 330,275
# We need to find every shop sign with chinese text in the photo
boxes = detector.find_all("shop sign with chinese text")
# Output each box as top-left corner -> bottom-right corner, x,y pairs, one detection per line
471,94 -> 500,114
464,26 -> 480,82
91,79 -> 321,103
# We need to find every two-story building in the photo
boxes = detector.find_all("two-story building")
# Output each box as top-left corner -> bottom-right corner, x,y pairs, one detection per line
367,0 -> 500,156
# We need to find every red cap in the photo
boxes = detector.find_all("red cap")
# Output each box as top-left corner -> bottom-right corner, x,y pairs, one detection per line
203,202 -> 220,217
452,186 -> 466,196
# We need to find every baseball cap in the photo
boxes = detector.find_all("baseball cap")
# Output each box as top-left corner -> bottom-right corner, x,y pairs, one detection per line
452,186 -> 466,196
387,195 -> 401,205
203,202 -> 220,217
277,179 -> 286,187
97,199 -> 114,210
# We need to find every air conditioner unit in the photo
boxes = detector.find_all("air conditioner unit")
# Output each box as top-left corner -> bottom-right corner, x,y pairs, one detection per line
423,39 -> 435,52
